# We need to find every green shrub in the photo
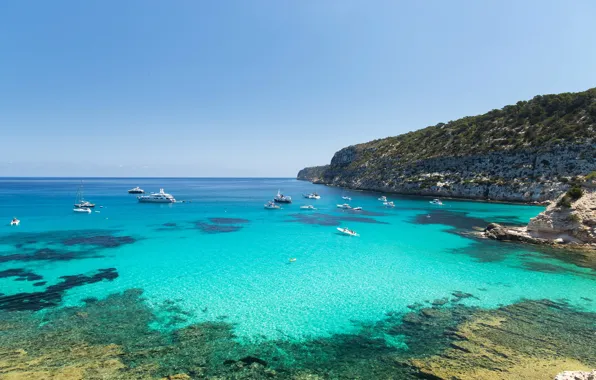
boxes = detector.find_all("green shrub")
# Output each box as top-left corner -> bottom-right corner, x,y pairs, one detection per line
586,171 -> 596,181
567,186 -> 583,200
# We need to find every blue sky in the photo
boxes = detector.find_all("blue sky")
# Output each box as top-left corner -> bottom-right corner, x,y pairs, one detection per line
1,0 -> 595,177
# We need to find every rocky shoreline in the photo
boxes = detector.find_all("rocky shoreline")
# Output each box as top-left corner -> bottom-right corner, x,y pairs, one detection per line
480,185 -> 596,258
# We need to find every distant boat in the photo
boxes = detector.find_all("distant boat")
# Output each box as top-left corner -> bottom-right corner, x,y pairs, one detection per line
342,196 -> 352,201
378,196 -> 387,202
128,186 -> 145,194
337,203 -> 352,209
73,207 -> 91,214
264,201 -> 281,209
74,181 -> 95,209
303,193 -> 321,200
138,189 -> 176,203
337,227 -> 359,236
300,205 -> 317,210
352,207 -> 363,211
384,201 -> 395,208
429,199 -> 443,206
10,218 -> 20,226
274,190 -> 292,203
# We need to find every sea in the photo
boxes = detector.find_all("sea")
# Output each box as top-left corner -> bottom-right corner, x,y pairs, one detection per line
0,177 -> 594,343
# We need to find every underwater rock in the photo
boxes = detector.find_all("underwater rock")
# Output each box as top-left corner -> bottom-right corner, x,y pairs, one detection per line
62,235 -> 136,248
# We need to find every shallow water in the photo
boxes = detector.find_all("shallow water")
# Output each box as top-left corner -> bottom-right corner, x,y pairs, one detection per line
0,178 -> 594,343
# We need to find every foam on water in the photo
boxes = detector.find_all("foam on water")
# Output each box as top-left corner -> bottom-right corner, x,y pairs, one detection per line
1,178 -> 594,340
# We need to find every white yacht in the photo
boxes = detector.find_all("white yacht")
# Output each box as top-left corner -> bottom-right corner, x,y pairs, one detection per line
430,199 -> 444,205
274,190 -> 292,203
138,189 -> 176,203
337,227 -> 359,237
264,201 -> 281,209
303,193 -> 321,200
378,196 -> 387,202
342,196 -> 352,201
10,218 -> 20,226
337,203 -> 352,209
352,206 -> 362,211
73,207 -> 91,214
128,186 -> 145,194
300,205 -> 317,210
384,201 -> 395,208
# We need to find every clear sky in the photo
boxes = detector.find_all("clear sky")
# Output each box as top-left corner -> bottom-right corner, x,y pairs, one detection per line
1,1 -> 595,177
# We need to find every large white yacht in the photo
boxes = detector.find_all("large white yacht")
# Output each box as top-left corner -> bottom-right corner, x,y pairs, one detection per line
138,189 -> 176,203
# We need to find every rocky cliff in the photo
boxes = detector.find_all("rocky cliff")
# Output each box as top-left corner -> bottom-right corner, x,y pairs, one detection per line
298,88 -> 596,202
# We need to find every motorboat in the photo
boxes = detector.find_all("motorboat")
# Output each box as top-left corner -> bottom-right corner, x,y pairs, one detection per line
303,193 -> 321,200
73,207 -> 91,214
300,205 -> 317,210
337,203 -> 352,209
352,207 -> 363,211
10,218 -> 20,226
74,181 -> 95,208
274,190 -> 292,203
342,196 -> 352,201
384,201 -> 395,208
128,186 -> 145,194
430,199 -> 444,205
138,189 -> 176,203
378,196 -> 387,202
337,227 -> 359,237
264,201 -> 281,209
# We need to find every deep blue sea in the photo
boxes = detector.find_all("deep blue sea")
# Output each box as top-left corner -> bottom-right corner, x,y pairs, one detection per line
1,178 -> 594,341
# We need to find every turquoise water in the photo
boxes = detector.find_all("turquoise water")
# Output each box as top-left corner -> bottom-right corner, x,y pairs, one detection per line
1,178 -> 594,341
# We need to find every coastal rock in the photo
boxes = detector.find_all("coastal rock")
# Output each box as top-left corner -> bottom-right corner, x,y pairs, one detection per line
554,370 -> 596,380
527,187 -> 596,244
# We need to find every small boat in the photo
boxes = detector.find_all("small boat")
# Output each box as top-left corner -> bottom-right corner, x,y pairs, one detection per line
342,196 -> 352,201
352,207 -> 363,211
337,203 -> 352,209
289,258 -> 297,263
378,196 -> 387,202
430,199 -> 444,206
384,201 -> 395,208
303,193 -> 321,200
74,181 -> 95,208
337,227 -> 359,237
10,218 -> 20,226
300,205 -> 317,210
128,186 -> 145,194
264,201 -> 281,210
73,207 -> 91,214
138,189 -> 176,203
274,190 -> 292,203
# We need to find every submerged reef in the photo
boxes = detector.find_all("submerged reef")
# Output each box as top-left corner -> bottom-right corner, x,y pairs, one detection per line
0,289 -> 594,379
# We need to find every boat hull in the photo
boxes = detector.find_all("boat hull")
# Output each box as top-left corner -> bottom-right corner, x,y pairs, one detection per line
138,198 -> 176,203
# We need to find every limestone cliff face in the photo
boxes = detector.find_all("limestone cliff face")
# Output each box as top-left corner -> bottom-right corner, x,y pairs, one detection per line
297,88 -> 596,202
296,165 -> 329,183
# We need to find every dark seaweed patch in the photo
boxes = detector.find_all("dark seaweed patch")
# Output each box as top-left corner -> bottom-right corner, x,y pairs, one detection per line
0,268 -> 118,312
0,229 -> 132,249
195,222 -> 243,234
413,209 -> 525,231
163,222 -> 177,227
0,248 -> 104,264
0,268 -> 43,282
62,235 -> 136,248
287,213 -> 389,226
209,218 -> 250,224
33,281 -> 47,287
